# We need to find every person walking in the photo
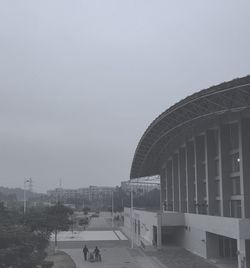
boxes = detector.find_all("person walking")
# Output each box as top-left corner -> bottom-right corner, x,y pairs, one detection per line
94,246 -> 101,261
83,245 -> 89,261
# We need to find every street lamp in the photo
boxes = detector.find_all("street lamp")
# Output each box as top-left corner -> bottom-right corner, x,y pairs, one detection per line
23,178 -> 31,214
111,190 -> 114,229
130,182 -> 134,249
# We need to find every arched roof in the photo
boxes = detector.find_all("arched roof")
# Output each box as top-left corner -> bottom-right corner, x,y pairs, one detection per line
130,75 -> 250,179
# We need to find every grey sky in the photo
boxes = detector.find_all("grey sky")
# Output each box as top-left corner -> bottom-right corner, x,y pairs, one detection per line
0,0 -> 249,193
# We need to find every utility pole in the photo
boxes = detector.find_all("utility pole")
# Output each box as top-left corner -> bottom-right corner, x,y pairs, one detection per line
130,182 -> 134,248
23,178 -> 31,214
111,190 -> 114,229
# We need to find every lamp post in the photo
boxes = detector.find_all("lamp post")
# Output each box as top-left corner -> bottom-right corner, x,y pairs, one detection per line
111,190 -> 114,229
23,178 -> 31,214
130,182 -> 134,249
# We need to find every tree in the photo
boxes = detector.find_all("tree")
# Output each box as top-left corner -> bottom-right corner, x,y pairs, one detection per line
0,204 -> 48,268
45,204 -> 73,247
22,204 -> 73,247
83,206 -> 90,215
0,225 -> 48,268
22,207 -> 51,241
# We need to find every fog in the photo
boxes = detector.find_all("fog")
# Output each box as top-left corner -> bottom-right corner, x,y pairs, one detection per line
0,0 -> 249,192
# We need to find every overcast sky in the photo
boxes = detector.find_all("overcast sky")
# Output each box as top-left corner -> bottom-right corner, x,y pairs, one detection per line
0,1 -> 249,193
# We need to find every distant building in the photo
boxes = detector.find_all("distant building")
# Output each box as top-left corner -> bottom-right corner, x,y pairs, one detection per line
129,76 -> 250,268
47,185 -> 115,204
121,181 -> 159,196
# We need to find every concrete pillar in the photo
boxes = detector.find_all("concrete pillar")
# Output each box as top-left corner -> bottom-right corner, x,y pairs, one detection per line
157,213 -> 162,249
220,124 -> 231,217
160,167 -> 166,211
179,147 -> 187,212
238,239 -> 247,268
206,129 -> 219,215
186,141 -> 195,213
173,153 -> 180,212
240,118 -> 250,218
166,160 -> 173,211
195,135 -> 206,214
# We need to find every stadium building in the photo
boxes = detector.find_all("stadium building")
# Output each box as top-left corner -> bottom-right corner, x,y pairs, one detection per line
129,76 -> 250,268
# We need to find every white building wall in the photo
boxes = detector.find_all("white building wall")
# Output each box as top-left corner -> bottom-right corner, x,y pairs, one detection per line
123,207 -> 158,246
178,225 -> 207,258
184,213 -> 239,239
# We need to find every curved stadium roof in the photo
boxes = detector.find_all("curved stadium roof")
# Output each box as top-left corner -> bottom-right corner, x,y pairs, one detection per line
130,75 -> 250,179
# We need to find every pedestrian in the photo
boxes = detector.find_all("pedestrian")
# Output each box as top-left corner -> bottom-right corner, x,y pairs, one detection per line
94,246 -> 101,261
83,244 -> 89,261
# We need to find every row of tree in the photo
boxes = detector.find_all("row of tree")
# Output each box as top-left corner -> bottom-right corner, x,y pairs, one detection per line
0,202 -> 73,268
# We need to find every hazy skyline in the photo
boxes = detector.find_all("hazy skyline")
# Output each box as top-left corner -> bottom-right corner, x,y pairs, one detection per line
0,1 -> 250,192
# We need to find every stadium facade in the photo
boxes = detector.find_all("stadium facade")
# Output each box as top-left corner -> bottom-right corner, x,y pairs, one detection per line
130,76 -> 250,268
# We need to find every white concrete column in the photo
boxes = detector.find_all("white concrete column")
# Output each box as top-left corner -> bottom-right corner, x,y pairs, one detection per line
240,118 -> 250,218
186,140 -> 195,213
195,135 -> 206,214
220,124 -> 231,217
173,153 -> 180,212
206,129 -> 220,215
160,167 -> 167,211
166,160 -> 173,211
238,239 -> 247,268
157,213 -> 162,249
179,147 -> 187,212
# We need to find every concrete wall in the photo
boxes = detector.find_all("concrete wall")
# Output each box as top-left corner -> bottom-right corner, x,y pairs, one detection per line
123,207 -> 158,246
178,225 -> 207,258
177,213 -> 242,258
184,213 -> 240,239
161,212 -> 250,259
161,211 -> 185,226
124,207 -> 250,265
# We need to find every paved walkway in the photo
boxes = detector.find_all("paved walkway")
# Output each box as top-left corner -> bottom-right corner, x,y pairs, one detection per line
55,212 -> 163,268
63,247 -> 161,268
145,245 -> 217,268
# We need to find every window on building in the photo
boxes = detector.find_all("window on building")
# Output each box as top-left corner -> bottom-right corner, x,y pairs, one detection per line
230,200 -> 241,218
229,153 -> 240,173
231,176 -> 241,195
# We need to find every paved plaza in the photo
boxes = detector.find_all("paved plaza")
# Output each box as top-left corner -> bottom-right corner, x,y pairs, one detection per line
50,212 -> 219,268
52,213 -> 163,268
63,245 -> 162,268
